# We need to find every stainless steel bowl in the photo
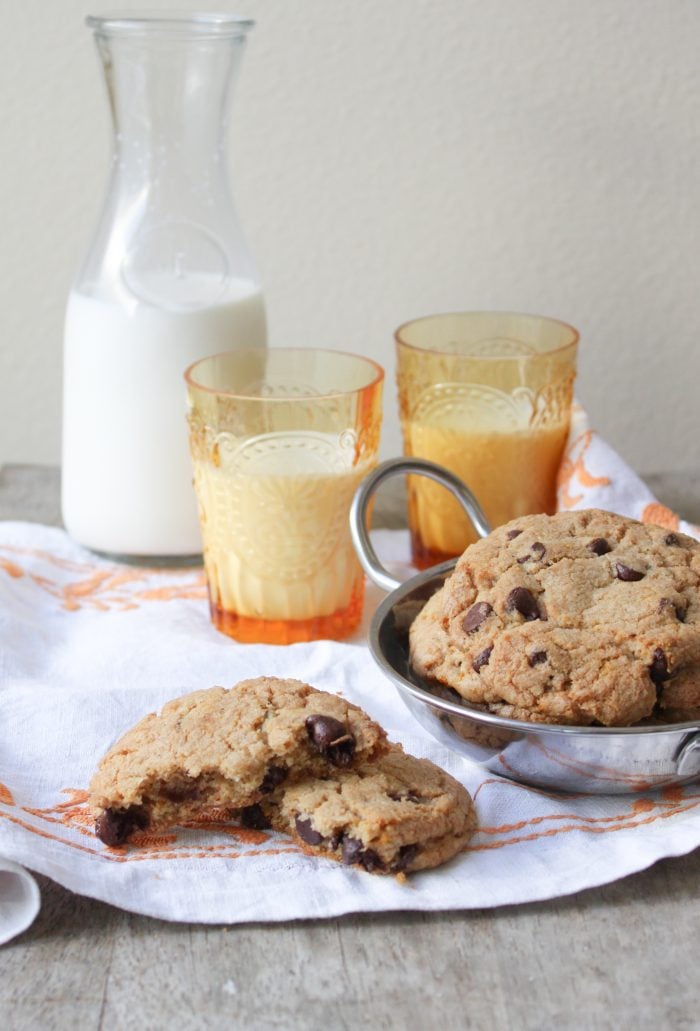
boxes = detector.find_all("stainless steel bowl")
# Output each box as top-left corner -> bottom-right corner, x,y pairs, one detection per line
350,457 -> 700,794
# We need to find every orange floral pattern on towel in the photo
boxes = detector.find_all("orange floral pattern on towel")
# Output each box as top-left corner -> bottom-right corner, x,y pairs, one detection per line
640,503 -> 680,532
1,779 -> 698,867
464,780 -> 700,853
0,785 -> 298,864
557,430 -> 612,509
0,545 -> 206,612
0,782 -> 15,805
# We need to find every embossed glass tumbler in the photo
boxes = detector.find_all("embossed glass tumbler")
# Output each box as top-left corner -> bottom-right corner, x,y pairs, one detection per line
396,312 -> 578,568
185,349 -> 384,643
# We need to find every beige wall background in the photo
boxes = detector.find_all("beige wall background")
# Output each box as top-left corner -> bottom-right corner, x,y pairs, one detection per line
2,0 -> 699,472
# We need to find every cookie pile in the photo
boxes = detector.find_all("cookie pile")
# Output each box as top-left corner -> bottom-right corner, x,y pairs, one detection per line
89,677 -> 475,875
410,509 -> 700,726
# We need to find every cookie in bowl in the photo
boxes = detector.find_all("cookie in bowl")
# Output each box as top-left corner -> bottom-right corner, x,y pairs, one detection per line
409,509 -> 700,726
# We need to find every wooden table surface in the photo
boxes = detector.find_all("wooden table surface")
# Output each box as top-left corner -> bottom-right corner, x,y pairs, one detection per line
1,464 -> 699,1031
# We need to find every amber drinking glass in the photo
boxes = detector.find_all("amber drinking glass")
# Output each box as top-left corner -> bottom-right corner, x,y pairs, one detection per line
186,349 -> 384,643
395,312 -> 578,568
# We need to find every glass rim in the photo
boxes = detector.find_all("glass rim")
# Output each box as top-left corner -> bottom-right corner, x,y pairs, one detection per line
184,347 -> 385,401
394,310 -> 580,360
86,12 -> 255,39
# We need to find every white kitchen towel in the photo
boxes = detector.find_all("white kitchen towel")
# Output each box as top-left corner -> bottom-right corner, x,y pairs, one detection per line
0,406 -> 698,936
557,402 -> 698,536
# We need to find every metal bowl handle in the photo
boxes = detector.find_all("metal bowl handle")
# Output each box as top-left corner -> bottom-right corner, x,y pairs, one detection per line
349,457 -> 492,592
676,731 -> 700,779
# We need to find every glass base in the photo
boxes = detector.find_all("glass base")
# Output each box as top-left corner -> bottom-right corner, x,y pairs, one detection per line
409,526 -> 461,571
209,581 -> 364,644
90,549 -> 203,569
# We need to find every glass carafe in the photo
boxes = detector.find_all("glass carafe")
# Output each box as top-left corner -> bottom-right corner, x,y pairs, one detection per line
62,14 -> 266,560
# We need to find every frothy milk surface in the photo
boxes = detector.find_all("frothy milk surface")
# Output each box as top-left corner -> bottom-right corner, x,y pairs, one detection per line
62,280 -> 266,556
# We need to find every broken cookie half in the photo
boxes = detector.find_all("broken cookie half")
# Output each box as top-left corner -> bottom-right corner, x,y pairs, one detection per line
89,676 -> 387,846
89,678 -> 475,874
240,746 -> 475,875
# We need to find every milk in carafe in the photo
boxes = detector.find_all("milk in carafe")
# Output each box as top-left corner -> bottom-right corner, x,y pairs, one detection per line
62,279 -> 266,556
62,14 -> 265,557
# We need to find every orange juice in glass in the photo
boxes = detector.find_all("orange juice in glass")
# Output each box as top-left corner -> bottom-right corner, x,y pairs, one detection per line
186,349 -> 383,643
395,312 -> 578,568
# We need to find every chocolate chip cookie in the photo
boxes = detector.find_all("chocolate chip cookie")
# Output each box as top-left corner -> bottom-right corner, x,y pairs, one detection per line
242,745 -> 476,875
409,509 -> 700,726
90,677 -> 388,845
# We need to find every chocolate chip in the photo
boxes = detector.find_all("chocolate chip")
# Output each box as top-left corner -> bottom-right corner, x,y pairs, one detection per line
161,779 -> 201,803
359,849 -> 384,872
658,597 -> 687,622
393,844 -> 420,873
649,648 -> 671,685
528,650 -> 547,667
95,806 -> 148,847
341,836 -> 384,872
329,830 -> 344,851
240,804 -> 271,830
388,790 -> 422,803
341,836 -> 364,864
462,602 -> 493,634
305,715 -> 356,768
517,542 -> 546,564
506,587 -> 542,621
507,529 -> 523,540
295,815 -> 324,846
260,765 -> 287,793
615,563 -> 645,582
472,645 -> 493,673
95,811 -> 125,847
588,538 -> 611,556
664,533 -> 680,546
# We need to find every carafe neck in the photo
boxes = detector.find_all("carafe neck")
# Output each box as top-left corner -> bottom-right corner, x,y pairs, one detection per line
95,27 -> 247,188
78,15 -> 259,308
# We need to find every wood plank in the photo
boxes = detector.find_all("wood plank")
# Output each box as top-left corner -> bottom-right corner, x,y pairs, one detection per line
1,852 -> 698,1030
